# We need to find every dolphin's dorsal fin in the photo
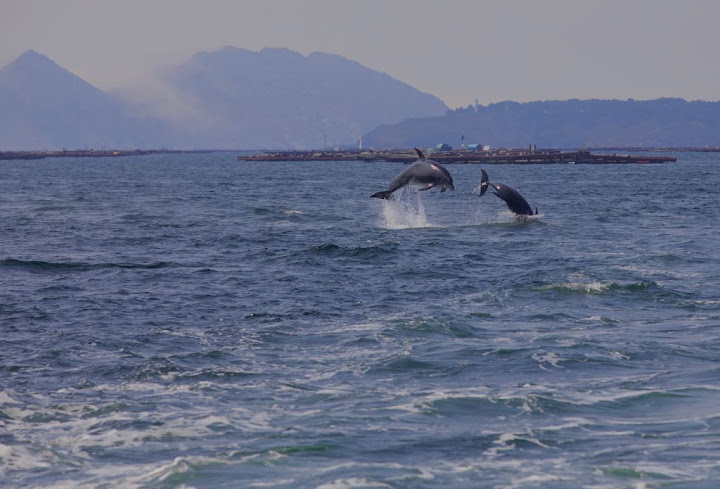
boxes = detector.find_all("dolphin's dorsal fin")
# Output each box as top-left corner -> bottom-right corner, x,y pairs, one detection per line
414,148 -> 425,160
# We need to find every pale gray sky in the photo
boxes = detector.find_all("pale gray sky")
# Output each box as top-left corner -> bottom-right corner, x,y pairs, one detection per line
2,0 -> 719,107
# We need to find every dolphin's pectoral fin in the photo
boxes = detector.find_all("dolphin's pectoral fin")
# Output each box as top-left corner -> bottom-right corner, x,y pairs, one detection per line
440,187 -> 447,192
371,190 -> 395,199
419,183 -> 435,191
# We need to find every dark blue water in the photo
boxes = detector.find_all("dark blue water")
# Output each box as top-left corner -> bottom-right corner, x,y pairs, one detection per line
1,152 -> 719,488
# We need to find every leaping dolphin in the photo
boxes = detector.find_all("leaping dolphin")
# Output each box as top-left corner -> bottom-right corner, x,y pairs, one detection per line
479,169 -> 538,217
371,148 -> 455,199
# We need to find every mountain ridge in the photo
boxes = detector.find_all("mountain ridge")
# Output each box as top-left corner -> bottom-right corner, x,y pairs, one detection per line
363,98 -> 720,149
162,46 -> 448,149
3,49 -> 720,150
0,50 -> 172,150
0,47 -> 448,150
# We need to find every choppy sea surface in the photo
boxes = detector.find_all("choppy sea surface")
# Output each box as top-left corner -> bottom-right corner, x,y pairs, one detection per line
1,152 -> 719,488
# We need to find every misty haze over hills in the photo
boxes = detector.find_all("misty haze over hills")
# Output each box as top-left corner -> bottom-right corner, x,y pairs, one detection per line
0,50 -> 172,150
2,48 -> 720,151
0,48 -> 446,150
160,47 -> 448,149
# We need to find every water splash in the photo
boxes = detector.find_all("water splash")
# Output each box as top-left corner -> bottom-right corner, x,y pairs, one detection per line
379,190 -> 432,229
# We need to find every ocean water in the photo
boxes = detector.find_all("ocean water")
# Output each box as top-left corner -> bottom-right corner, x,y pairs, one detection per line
1,152 -> 719,488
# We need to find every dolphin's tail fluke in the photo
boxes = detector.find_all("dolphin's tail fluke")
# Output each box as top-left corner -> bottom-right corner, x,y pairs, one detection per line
371,190 -> 394,200
479,169 -> 489,197
535,207 -> 539,215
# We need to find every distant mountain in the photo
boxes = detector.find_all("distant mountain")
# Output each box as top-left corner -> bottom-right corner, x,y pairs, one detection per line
0,47 -> 448,150
363,98 -> 720,149
160,47 -> 449,149
0,50 -> 170,150
5,49 -> 720,151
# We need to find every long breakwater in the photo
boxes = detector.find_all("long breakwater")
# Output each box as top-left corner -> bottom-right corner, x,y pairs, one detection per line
237,148 -> 677,164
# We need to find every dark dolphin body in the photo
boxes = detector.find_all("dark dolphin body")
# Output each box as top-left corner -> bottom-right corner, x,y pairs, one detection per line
371,148 -> 455,199
479,169 -> 538,217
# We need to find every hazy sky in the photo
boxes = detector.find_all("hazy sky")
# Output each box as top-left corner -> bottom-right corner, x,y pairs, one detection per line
2,0 -> 719,107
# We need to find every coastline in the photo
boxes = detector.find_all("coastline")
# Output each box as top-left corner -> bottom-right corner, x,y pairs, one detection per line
0,149 -> 218,161
1,146 -> 703,163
